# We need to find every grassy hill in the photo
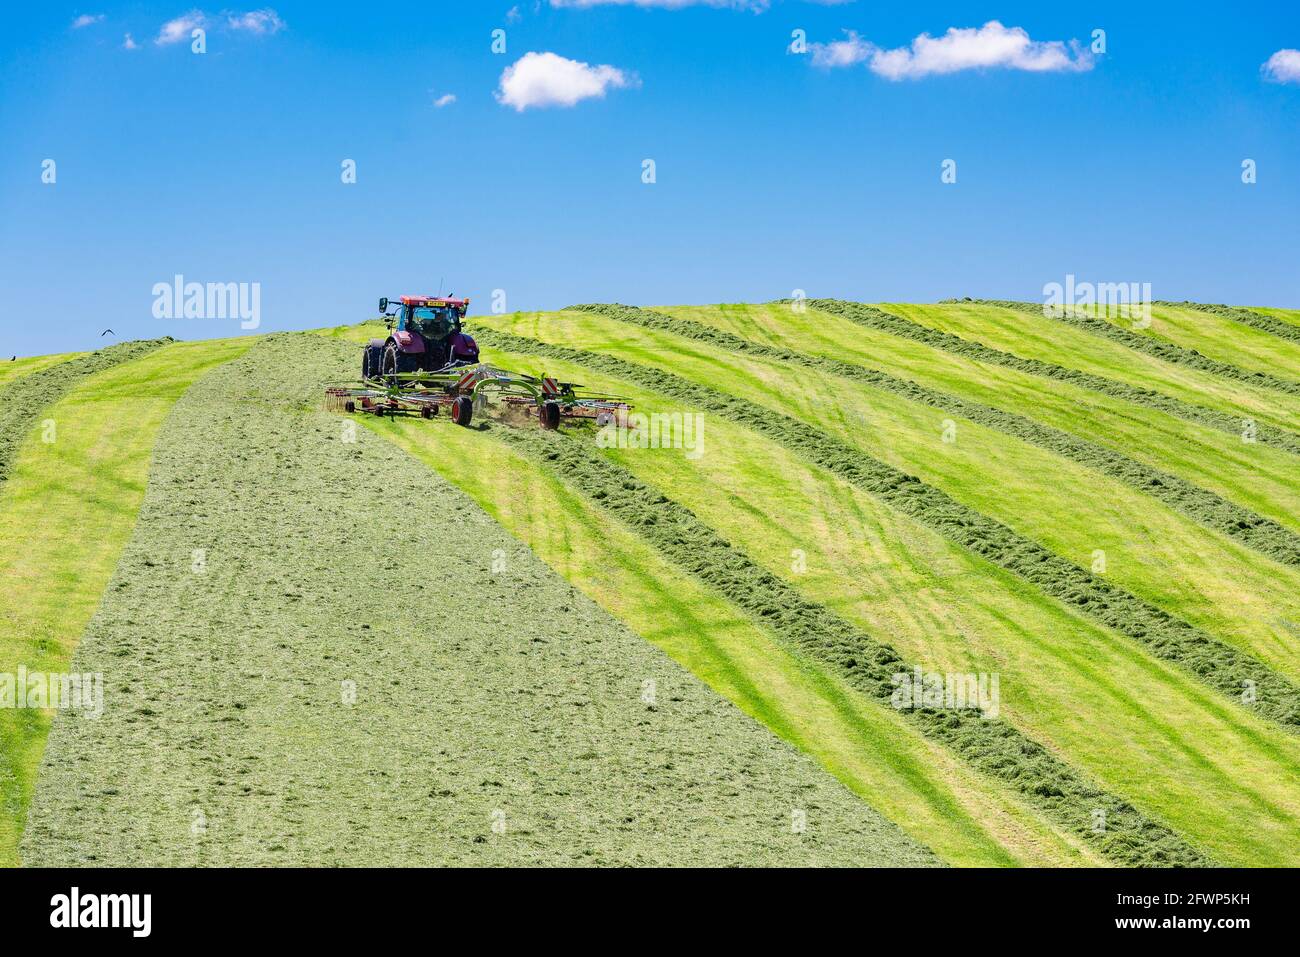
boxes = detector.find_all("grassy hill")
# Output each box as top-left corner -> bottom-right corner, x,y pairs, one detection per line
3,299 -> 1298,866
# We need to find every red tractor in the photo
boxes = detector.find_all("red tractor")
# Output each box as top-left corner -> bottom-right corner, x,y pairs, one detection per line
362,296 -> 480,379
327,293 -> 632,430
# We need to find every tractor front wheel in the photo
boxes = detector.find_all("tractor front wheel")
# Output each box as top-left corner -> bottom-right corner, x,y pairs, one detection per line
452,396 -> 474,427
539,401 -> 562,430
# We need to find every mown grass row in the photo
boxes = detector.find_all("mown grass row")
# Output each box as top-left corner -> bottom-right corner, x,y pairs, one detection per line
0,353 -> 87,391
809,300 -> 1300,456
495,309 -> 1300,679
511,311 -> 1300,676
1143,303 -> 1300,385
0,338 -> 171,484
1161,302 -> 1300,344
573,303 -> 1300,568
485,423 -> 1208,866
369,391 -> 1108,867
966,299 -> 1300,396
482,340 -> 1300,865
1251,307 -> 1300,330
663,303 -> 1300,538
656,304 -> 1300,546
333,320 -> 1121,865
474,327 -> 1300,732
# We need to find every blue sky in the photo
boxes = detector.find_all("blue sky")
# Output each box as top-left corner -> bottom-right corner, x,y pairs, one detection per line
1,1 -> 1297,355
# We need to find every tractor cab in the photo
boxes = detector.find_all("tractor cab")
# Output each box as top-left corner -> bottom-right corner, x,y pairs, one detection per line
384,296 -> 469,339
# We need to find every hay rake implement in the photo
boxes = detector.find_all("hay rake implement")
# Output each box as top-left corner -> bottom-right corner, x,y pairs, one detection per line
326,294 -> 631,429
326,364 -> 631,430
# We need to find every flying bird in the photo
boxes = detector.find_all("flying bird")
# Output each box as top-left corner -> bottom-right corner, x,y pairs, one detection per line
101,329 -> 115,337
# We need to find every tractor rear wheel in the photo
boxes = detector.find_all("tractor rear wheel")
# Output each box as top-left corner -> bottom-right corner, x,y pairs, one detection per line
539,401 -> 562,430
382,342 -> 420,382
452,396 -> 474,427
362,344 -> 384,379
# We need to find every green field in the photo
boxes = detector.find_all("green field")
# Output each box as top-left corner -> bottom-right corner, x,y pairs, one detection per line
1251,307 -> 1300,330
655,303 -> 1300,537
880,301 -> 1300,440
2,298 -> 1298,866
1144,303 -> 1300,381
470,309 -> 1300,690
0,353 -> 87,390
20,336 -> 933,866
0,338 -> 252,863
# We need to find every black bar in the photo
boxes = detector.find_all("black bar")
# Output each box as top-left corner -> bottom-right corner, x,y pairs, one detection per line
0,867 -> 1284,942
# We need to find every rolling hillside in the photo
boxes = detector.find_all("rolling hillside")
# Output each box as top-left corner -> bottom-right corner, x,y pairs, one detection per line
3,299 -> 1298,867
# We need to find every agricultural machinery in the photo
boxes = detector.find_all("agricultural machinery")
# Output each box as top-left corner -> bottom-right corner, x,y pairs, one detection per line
325,295 -> 632,430
362,296 -> 479,378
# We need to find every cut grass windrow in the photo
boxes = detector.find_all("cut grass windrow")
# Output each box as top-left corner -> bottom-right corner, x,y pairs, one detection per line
572,304 -> 1300,568
474,327 -> 1300,732
0,353 -> 87,392
963,300 -> 1300,396
366,397 -> 1115,866
809,300 -> 1300,456
0,338 -> 171,484
1160,302 -> 1300,345
485,422 -> 1209,867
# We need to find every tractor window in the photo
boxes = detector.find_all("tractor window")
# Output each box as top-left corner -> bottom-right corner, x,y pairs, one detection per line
411,307 -> 455,339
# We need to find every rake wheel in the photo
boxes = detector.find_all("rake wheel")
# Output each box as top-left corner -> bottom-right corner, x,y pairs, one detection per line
452,396 -> 474,427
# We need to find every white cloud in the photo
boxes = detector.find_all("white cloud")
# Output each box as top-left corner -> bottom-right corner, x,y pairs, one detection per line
155,9 -> 285,45
810,30 -> 871,69
1262,49 -> 1300,84
433,93 -> 457,108
156,10 -> 208,45
496,51 -> 637,111
811,21 -> 1094,80
123,33 -> 140,50
71,14 -> 105,29
505,5 -> 522,23
228,9 -> 285,35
